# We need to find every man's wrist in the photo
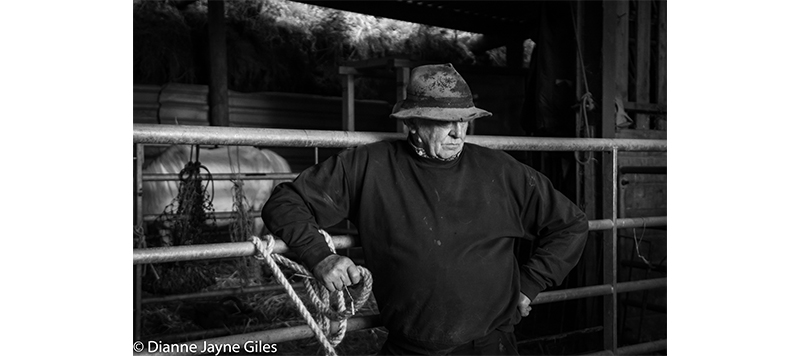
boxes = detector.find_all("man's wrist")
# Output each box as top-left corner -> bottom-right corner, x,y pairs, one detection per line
520,279 -> 544,303
301,241 -> 335,271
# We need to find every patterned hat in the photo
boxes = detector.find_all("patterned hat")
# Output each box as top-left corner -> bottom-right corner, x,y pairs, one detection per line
390,63 -> 492,122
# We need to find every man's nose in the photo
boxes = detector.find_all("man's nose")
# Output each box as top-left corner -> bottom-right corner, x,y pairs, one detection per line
449,122 -> 468,138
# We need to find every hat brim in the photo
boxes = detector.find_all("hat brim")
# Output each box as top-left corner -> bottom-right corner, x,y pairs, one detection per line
390,106 -> 492,122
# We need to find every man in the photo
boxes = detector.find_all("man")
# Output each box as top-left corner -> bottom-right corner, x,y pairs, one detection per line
262,63 -> 588,355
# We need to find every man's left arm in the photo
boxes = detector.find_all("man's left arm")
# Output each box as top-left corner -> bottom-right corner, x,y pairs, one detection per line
518,168 -> 589,303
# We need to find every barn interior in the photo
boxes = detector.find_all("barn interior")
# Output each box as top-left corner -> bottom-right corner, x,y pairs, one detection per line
133,0 -> 667,355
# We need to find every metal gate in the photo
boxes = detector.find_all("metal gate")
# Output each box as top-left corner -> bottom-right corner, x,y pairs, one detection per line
133,124 -> 667,355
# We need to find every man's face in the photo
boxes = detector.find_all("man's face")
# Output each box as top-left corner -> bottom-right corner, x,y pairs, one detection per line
413,119 -> 471,160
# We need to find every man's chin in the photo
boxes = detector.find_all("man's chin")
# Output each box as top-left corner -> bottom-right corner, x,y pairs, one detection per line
436,147 -> 462,159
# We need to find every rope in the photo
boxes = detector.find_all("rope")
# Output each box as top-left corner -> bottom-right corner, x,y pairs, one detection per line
569,2 -> 591,97
573,92 -> 597,166
251,230 -> 373,356
569,2 -> 597,167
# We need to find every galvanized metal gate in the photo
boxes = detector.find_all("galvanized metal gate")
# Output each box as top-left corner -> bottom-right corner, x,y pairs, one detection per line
133,124 -> 667,355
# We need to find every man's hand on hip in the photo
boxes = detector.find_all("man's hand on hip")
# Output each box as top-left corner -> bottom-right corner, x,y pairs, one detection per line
518,292 -> 532,317
312,255 -> 362,292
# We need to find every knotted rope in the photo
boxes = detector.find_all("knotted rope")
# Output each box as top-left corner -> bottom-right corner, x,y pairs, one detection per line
251,230 -> 372,356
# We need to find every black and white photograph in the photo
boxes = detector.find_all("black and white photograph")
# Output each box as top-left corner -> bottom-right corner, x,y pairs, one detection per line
131,1 -> 666,355
9,1 -> 800,355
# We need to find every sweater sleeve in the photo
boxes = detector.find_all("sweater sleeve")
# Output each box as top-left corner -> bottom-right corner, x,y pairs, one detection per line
518,167 -> 589,301
261,151 -> 354,270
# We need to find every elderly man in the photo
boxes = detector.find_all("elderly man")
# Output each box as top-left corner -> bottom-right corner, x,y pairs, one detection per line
262,63 -> 588,355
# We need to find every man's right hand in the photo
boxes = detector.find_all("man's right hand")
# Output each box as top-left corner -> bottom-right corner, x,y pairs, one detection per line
312,255 -> 362,292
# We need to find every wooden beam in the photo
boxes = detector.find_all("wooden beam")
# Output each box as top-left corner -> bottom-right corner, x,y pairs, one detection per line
574,0 -> 601,331
343,57 -> 413,70
602,1 -> 625,352
207,0 -> 229,127
342,74 -> 355,131
615,1 -> 630,103
575,0 -> 586,211
623,101 -> 666,113
395,67 -> 409,133
635,0 -> 652,130
657,1 -> 667,105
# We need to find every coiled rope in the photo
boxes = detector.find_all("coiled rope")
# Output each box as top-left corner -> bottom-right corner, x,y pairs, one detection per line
251,230 -> 372,356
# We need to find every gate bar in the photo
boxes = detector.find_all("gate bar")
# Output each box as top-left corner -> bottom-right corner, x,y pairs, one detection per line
142,211 -> 261,223
584,339 -> 667,355
134,144 -> 144,341
532,278 -> 665,305
143,214 -> 666,227
134,235 -> 359,265
134,217 -> 665,265
142,172 -> 298,182
134,124 -> 667,152
588,216 -> 665,230
142,277 -> 666,306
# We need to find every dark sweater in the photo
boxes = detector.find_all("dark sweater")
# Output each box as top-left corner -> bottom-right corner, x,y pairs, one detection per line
262,139 -> 588,352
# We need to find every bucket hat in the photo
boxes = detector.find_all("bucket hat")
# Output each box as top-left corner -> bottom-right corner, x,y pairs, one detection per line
390,63 -> 492,122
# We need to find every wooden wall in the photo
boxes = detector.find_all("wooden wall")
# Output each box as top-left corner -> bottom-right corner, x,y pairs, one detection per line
134,83 -> 394,131
458,68 -> 528,137
134,83 -> 395,171
602,0 -> 667,347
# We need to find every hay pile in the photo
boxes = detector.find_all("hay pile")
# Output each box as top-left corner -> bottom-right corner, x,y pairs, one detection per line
134,0 -> 508,99
141,260 -> 386,355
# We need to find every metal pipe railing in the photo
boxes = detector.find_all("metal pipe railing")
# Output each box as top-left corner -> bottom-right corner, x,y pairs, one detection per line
142,275 -> 665,307
606,147 -> 620,351
588,216 -> 666,230
532,278 -> 665,305
134,235 -> 358,265
585,339 -> 667,355
133,124 -> 667,152
144,213 -> 666,227
142,172 -> 298,181
135,144 -> 144,341
134,217 -> 663,265
142,211 -> 261,223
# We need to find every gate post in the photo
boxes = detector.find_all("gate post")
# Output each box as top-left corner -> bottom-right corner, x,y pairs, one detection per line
134,144 -> 144,340
208,0 -> 230,127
